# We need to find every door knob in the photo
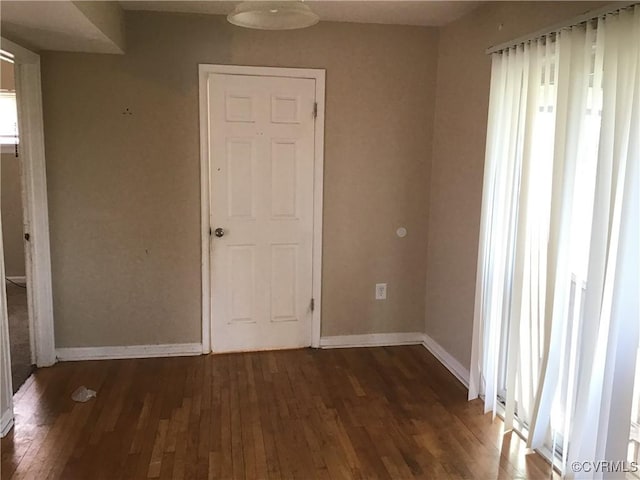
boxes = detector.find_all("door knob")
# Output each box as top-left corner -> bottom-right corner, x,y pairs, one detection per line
214,227 -> 225,238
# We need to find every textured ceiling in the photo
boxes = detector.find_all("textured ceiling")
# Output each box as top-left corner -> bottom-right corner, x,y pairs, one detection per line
120,1 -> 482,27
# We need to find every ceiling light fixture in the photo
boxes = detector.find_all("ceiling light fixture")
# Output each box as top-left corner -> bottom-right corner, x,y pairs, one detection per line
228,1 -> 319,30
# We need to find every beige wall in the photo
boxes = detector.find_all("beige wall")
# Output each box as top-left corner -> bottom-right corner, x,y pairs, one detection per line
1,59 -> 15,91
41,4 -> 610,355
425,1 -> 608,368
1,59 -> 24,278
41,12 -> 438,347
1,154 -> 24,278
72,1 -> 126,52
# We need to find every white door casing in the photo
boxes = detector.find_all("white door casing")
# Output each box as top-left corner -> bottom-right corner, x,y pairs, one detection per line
199,65 -> 325,353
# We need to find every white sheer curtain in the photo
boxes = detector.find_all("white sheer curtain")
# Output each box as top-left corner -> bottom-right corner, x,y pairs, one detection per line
469,5 -> 639,477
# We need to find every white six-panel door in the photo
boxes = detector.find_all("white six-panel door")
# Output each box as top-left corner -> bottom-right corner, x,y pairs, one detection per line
207,73 -> 316,352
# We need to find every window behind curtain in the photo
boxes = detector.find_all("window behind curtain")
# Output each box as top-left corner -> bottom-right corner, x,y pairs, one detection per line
470,6 -> 640,475
494,33 -> 604,458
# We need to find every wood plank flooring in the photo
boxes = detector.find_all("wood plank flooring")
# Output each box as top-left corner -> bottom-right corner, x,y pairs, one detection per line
1,346 -> 558,479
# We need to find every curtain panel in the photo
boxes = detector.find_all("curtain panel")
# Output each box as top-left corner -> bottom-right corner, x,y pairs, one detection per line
469,5 -> 639,477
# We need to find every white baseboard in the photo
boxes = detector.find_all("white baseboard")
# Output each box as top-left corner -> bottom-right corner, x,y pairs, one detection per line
1,408 -> 14,438
5,276 -> 26,286
319,332 -> 424,348
421,333 -> 470,388
53,336 -> 469,388
56,343 -> 203,361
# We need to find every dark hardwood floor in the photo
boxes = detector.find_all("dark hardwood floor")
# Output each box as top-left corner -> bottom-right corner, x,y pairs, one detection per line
1,346 -> 558,479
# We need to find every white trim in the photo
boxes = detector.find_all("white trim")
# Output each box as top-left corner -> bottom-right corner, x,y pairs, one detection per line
319,332 -> 425,348
198,64 -> 325,353
2,37 -> 56,367
5,276 -> 26,285
311,70 -> 325,349
56,343 -> 203,361
0,184 -> 13,438
421,333 -> 470,388
1,38 -> 38,63
18,55 -> 56,367
1,408 -> 14,438
199,64 -> 326,80
199,68 -> 211,355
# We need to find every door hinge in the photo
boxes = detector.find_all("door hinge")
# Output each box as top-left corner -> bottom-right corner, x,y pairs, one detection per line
310,298 -> 315,312
313,102 -> 318,119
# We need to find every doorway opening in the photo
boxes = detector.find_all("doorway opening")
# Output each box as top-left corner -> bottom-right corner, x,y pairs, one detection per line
1,38 -> 55,438
1,55 -> 33,391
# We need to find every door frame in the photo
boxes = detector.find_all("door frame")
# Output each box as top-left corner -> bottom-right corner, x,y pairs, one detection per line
198,64 -> 325,353
1,38 -> 56,368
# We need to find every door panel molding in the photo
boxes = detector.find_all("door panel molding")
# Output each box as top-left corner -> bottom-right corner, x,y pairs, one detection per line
199,64 -> 325,353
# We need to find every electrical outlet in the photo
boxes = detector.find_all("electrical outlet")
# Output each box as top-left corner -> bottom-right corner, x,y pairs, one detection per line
375,283 -> 387,300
